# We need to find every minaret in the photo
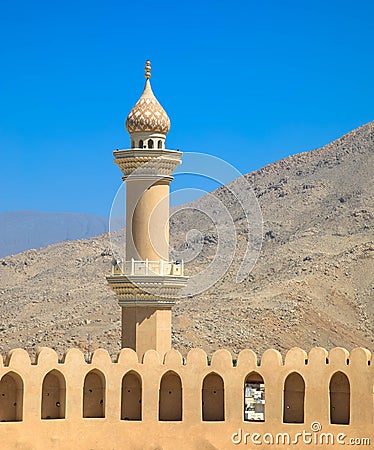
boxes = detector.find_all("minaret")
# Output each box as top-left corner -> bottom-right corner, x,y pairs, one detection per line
107,61 -> 188,358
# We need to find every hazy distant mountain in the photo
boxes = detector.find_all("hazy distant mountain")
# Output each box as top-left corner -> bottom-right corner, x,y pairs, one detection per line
0,210 -> 108,257
0,121 -> 372,357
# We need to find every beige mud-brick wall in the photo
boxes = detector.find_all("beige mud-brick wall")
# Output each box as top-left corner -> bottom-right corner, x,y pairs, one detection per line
0,346 -> 372,449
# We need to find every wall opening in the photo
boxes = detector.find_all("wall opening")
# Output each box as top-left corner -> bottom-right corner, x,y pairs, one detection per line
283,372 -> 305,423
131,140 -> 135,148
121,371 -> 142,420
0,372 -> 23,422
41,370 -> 66,419
139,140 -> 143,149
330,371 -> 350,425
202,373 -> 224,421
158,140 -> 162,149
159,371 -> 182,421
83,370 -> 105,418
244,372 -> 265,422
148,139 -> 154,149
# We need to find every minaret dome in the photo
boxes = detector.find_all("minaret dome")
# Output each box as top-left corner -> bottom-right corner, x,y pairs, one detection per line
125,60 -> 170,149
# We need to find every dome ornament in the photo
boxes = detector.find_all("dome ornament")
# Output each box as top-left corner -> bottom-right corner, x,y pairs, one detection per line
145,60 -> 151,79
125,60 -> 171,136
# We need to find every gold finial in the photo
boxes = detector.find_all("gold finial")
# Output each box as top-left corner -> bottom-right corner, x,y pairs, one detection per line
145,60 -> 151,79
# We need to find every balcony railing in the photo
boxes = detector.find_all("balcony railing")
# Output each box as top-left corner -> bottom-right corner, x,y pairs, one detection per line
111,258 -> 184,277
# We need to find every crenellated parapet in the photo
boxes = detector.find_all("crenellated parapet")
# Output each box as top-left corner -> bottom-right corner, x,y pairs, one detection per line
0,346 -> 373,449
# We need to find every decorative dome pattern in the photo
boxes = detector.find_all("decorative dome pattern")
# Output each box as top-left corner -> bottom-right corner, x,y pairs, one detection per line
125,62 -> 170,135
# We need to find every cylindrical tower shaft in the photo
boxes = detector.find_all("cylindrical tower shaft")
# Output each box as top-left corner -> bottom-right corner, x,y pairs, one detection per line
125,179 -> 170,262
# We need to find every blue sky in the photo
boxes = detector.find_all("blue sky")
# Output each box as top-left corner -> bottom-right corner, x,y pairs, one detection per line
0,0 -> 373,216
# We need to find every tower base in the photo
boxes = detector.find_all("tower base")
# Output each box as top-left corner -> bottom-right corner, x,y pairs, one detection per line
121,305 -> 172,358
106,272 -> 188,358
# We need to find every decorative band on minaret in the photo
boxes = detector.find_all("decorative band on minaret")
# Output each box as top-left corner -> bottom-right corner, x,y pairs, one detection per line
107,61 -> 188,358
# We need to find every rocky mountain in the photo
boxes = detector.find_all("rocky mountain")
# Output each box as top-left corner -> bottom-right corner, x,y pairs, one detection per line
0,122 -> 373,358
0,210 -> 108,257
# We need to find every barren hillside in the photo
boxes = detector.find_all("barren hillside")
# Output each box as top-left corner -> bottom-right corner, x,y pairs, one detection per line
0,122 -> 373,358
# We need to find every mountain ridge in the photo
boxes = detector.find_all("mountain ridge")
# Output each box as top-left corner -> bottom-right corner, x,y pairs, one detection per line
0,210 -> 108,257
0,121 -> 373,357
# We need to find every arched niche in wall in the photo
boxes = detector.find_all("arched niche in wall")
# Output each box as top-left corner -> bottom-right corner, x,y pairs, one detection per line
244,372 -> 265,422
283,372 -> 305,423
83,369 -> 105,418
121,371 -> 142,421
0,371 -> 23,422
330,371 -> 350,425
202,372 -> 225,421
41,369 -> 66,419
159,371 -> 182,421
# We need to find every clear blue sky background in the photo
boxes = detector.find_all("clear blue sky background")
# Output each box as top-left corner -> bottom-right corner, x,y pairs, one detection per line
0,0 -> 373,216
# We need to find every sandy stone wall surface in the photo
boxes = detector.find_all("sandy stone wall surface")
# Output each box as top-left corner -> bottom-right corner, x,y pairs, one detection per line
0,346 -> 372,449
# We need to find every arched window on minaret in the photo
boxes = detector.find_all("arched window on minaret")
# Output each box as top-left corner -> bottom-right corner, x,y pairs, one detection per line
148,139 -> 154,149
202,373 -> 225,421
121,371 -> 142,420
139,140 -> 143,149
159,371 -> 182,421
0,372 -> 23,421
131,140 -> 135,149
158,140 -> 162,149
283,372 -> 305,423
244,372 -> 265,422
330,371 -> 350,424
83,369 -> 106,418
41,370 -> 66,419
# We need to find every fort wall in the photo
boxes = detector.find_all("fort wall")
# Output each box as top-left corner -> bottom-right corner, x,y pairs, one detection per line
0,346 -> 372,449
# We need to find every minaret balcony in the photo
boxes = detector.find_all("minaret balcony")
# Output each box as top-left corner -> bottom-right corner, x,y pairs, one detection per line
111,258 -> 184,277
107,258 -> 188,304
